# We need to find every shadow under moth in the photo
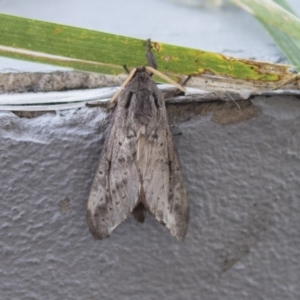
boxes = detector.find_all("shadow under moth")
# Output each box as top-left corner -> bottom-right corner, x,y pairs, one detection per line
86,41 -> 189,240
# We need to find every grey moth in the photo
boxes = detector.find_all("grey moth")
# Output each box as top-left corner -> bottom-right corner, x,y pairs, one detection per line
87,42 -> 189,240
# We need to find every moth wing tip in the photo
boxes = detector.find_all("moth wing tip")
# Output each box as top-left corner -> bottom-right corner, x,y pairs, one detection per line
169,221 -> 189,241
90,231 -> 111,241
175,232 -> 187,241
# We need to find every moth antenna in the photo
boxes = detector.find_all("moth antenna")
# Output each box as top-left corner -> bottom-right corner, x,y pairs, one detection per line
110,68 -> 137,104
145,66 -> 186,94
182,75 -> 192,87
172,75 -> 192,97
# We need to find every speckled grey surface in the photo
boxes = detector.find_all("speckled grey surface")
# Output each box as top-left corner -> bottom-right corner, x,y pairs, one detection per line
1,1 -> 300,299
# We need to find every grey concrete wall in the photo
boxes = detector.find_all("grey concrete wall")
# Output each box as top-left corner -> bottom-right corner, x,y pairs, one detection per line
1,1 -> 300,299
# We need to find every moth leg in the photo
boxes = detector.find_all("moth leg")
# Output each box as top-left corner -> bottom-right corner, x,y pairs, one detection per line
162,75 -> 192,100
168,75 -> 192,99
123,65 -> 130,74
85,101 -> 109,108
181,75 -> 192,87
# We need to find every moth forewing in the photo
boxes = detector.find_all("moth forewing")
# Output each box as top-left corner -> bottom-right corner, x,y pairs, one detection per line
140,92 -> 189,240
86,68 -> 189,240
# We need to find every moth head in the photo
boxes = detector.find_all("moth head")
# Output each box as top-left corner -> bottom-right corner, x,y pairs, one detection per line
110,66 -> 186,105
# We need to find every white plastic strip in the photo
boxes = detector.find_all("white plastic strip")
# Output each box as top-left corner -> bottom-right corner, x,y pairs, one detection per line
0,85 -> 205,111
0,87 -> 117,105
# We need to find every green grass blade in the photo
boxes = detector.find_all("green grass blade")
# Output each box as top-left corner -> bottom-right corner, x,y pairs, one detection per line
273,0 -> 295,12
258,21 -> 300,71
230,0 -> 300,41
232,0 -> 300,71
0,12 -> 297,92
258,0 -> 300,71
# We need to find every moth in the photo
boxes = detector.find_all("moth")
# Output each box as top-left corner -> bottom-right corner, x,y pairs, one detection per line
86,41 -> 189,240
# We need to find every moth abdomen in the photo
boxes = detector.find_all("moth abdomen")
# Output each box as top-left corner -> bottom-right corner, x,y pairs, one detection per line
132,202 -> 146,223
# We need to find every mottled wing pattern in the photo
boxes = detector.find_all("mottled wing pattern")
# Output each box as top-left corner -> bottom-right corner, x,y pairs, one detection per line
136,78 -> 189,240
86,87 -> 140,240
87,70 -> 189,240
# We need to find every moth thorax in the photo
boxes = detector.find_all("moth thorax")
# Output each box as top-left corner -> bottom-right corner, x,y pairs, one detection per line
133,90 -> 158,124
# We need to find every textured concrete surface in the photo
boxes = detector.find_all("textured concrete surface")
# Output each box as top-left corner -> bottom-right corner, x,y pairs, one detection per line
1,97 -> 300,300
1,1 -> 300,300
